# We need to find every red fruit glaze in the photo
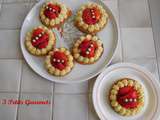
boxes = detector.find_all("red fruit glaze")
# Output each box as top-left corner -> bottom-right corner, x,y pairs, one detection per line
118,86 -> 133,96
44,3 -> 61,19
31,28 -> 49,49
51,51 -> 68,70
82,7 -> 101,25
117,86 -> 139,109
79,39 -> 98,58
32,28 -> 43,36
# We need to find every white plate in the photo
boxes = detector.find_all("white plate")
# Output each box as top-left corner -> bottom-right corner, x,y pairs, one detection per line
93,63 -> 160,120
20,0 -> 119,83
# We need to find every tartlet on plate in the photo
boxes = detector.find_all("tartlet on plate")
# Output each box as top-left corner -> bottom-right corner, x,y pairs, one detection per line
25,26 -> 56,56
45,47 -> 74,76
72,34 -> 103,64
74,2 -> 109,34
40,1 -> 72,28
109,78 -> 145,116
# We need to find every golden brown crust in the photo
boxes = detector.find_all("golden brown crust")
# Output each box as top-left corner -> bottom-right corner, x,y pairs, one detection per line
109,78 -> 145,116
25,26 -> 56,56
72,34 -> 103,64
74,2 -> 109,34
39,1 -> 72,28
74,19 -> 108,35
45,47 -> 74,76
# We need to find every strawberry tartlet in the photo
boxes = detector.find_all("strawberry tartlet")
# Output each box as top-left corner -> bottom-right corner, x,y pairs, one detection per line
40,1 -> 72,28
75,2 -> 108,34
45,48 -> 74,76
109,78 -> 145,116
25,26 -> 56,56
72,34 -> 103,64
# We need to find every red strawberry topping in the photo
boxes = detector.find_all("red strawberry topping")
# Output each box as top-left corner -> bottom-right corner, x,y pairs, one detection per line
51,51 -> 68,70
117,86 -> 139,109
32,28 -> 43,36
44,3 -> 61,19
82,7 -> 101,25
31,28 -> 49,49
79,39 -> 98,58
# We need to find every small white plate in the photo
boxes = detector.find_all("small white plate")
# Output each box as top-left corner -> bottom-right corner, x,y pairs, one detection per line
20,0 -> 119,83
93,63 -> 160,120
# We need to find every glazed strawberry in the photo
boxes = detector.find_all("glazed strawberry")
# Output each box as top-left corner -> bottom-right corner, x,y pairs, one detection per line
31,29 -> 49,49
117,86 -> 138,109
44,4 -> 61,19
79,39 -> 98,58
92,41 -> 98,48
55,63 -> 66,70
53,51 -> 68,63
92,8 -> 101,20
125,101 -> 138,109
118,91 -> 138,108
82,8 -> 101,25
32,28 -> 43,37
51,51 -> 68,70
118,86 -> 133,96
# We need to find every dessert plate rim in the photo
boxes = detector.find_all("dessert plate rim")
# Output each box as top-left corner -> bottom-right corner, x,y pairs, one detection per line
92,63 -> 160,120
20,0 -> 119,83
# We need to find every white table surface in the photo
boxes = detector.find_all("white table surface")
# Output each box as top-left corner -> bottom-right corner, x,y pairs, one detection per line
0,0 -> 160,120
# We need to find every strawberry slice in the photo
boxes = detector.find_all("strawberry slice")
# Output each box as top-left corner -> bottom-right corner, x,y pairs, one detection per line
31,32 -> 49,49
44,4 -> 61,19
79,40 -> 97,58
92,41 -> 98,49
38,41 -> 48,49
82,8 -> 93,25
53,51 -> 68,63
44,10 -> 57,19
128,91 -> 138,98
82,8 -> 101,25
118,97 -> 138,109
118,86 -> 133,96
53,63 -> 66,70
124,101 -> 138,109
87,47 -> 95,58
51,51 -> 68,70
48,4 -> 61,12
117,86 -> 139,109
32,28 -> 43,37
92,7 -> 101,21
118,91 -> 138,101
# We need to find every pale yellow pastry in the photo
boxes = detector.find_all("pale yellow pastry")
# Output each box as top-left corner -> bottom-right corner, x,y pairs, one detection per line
40,1 -> 72,28
75,2 -> 109,34
45,48 -> 74,76
72,34 -> 103,64
25,26 -> 56,56
109,78 -> 145,116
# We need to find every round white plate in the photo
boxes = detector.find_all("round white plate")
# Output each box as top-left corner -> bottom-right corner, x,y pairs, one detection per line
20,0 -> 119,83
93,63 -> 160,120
